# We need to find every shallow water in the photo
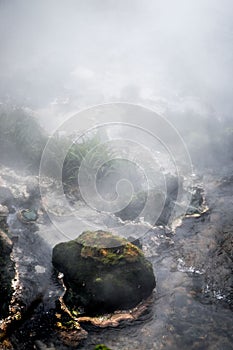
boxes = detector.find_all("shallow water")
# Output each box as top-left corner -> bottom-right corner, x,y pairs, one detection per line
0,166 -> 232,350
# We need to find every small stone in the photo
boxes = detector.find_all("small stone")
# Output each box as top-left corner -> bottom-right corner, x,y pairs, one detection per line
17,209 -> 38,224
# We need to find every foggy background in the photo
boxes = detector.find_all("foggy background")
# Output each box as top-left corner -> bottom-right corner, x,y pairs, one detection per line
0,0 -> 232,151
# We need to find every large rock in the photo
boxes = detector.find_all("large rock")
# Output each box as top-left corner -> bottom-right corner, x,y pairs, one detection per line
52,230 -> 156,315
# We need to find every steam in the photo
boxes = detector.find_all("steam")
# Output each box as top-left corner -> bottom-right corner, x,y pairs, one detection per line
0,0 -> 232,166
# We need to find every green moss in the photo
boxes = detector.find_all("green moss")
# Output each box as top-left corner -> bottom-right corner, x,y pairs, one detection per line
77,230 -> 127,248
94,277 -> 102,283
94,345 -> 111,350
0,107 -> 47,171
76,231 -> 143,265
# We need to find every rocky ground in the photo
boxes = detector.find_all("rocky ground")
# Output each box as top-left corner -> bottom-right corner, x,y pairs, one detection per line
0,164 -> 232,349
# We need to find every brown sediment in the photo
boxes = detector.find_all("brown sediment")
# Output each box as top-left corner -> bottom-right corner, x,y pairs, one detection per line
77,294 -> 153,327
57,293 -> 153,329
54,293 -> 153,346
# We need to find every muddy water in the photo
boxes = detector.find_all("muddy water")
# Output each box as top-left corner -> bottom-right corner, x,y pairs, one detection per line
0,166 -> 232,350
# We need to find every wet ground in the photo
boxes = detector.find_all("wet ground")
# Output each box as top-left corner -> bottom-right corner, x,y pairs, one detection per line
0,165 -> 232,350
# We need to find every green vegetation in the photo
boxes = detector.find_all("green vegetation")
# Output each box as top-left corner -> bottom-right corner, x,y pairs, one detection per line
62,134 -> 115,192
0,106 -> 116,191
0,106 -> 149,206
0,107 -> 47,170
94,345 -> 111,350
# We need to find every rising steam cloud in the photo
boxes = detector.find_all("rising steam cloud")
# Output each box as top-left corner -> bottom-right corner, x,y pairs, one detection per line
0,0 -> 232,170
0,0 -> 232,116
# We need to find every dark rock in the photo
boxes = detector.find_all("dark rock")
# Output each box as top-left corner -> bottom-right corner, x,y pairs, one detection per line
186,187 -> 205,215
115,174 -> 182,226
115,189 -> 165,223
127,236 -> 142,249
52,230 -> 156,315
0,205 -> 9,231
0,229 -> 15,319
165,173 -> 179,199
0,186 -> 14,207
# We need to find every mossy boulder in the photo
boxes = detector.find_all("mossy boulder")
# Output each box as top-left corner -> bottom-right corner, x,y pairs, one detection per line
52,230 -> 156,315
